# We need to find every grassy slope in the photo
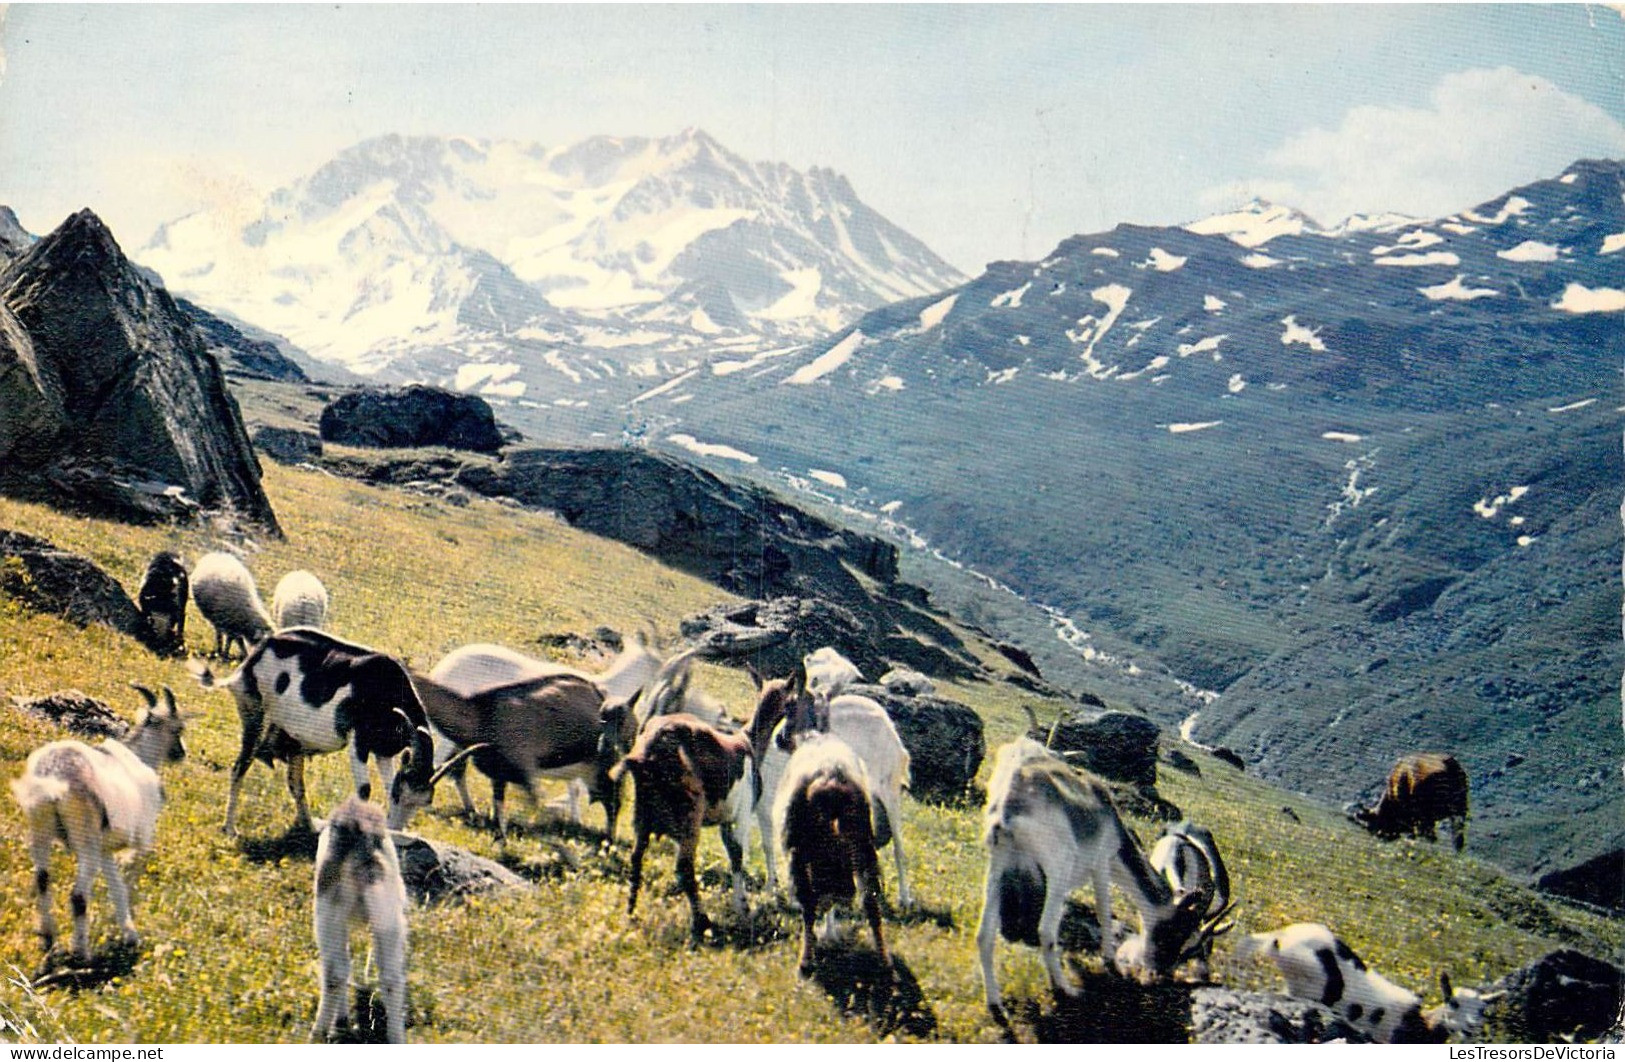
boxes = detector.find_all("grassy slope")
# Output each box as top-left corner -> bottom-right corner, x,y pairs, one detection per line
0,464 -> 1617,1043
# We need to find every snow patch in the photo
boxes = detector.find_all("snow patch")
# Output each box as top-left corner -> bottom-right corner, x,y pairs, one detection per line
1419,275 -> 1498,301
879,500 -> 903,515
1144,247 -> 1187,272
630,368 -> 699,404
1091,247 -> 1120,257
1547,398 -> 1597,413
1066,284 -> 1133,380
1560,173 -> 1578,185
990,283 -> 1030,309
919,293 -> 958,329
1552,284 -> 1625,314
1463,195 -> 1531,225
667,433 -> 758,464
1167,421 -> 1222,434
787,330 -> 865,384
808,469 -> 847,490
1474,484 -> 1530,519
1497,241 -> 1560,263
1177,334 -> 1226,358
1440,222 -> 1479,236
1185,200 -> 1307,248
1227,374 -> 1246,394
1241,253 -> 1281,269
1601,233 -> 1625,255
1373,251 -> 1461,267
1322,432 -> 1364,443
987,367 -> 1020,385
1204,294 -> 1226,312
1280,315 -> 1326,352
869,375 -> 905,393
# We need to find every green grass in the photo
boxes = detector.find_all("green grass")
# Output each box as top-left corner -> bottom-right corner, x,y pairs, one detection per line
0,465 -> 1617,1043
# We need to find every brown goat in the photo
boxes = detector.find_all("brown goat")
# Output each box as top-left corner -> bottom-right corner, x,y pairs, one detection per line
1351,753 -> 1469,850
772,732 -> 890,977
611,714 -> 755,937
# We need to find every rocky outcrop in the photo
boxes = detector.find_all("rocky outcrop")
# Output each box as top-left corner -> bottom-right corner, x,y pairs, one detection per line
319,385 -> 505,453
1189,988 -> 1367,1044
389,832 -> 532,905
681,596 -> 876,676
10,689 -> 129,740
845,683 -> 984,801
1536,849 -> 1624,913
0,210 -> 278,532
1029,707 -> 1162,789
1486,949 -> 1624,1043
253,426 -> 324,465
177,297 -> 309,382
0,530 -> 151,645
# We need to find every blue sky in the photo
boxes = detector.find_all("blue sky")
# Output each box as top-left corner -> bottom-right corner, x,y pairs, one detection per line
2,4 -> 1622,272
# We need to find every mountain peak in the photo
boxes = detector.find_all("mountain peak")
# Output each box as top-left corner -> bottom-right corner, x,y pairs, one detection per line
1185,199 -> 1322,248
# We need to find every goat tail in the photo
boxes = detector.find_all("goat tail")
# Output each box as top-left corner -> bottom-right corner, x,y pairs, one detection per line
10,772 -> 70,813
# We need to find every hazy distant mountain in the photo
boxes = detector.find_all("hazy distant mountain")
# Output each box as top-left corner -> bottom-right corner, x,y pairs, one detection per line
615,159 -> 1625,879
138,130 -> 965,395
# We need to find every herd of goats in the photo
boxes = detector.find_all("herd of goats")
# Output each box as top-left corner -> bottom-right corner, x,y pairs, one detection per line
8,549 -> 1499,1043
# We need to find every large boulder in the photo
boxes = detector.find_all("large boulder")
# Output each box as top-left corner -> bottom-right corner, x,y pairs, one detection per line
253,425 -> 324,465
1486,949 -> 1624,1043
1029,707 -> 1162,789
845,683 -> 984,801
320,385 -> 505,453
1189,987 -> 1368,1044
388,832 -> 532,905
0,211 -> 278,532
0,530 -> 151,645
1535,849 -> 1624,913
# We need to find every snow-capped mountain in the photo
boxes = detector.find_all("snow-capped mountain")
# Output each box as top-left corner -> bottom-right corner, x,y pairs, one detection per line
139,129 -> 965,386
607,159 -> 1624,880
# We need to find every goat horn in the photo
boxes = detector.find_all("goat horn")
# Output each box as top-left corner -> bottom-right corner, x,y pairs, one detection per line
161,686 -> 178,714
1021,703 -> 1040,732
130,683 -> 158,707
427,743 -> 491,787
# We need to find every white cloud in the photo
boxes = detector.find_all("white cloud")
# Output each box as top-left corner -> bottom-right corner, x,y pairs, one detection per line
1226,68 -> 1625,226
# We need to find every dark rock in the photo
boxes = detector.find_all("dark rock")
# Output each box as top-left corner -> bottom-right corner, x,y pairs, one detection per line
320,385 -> 505,453
681,596 -> 875,678
846,683 -> 984,801
389,831 -> 532,905
1280,806 -> 1302,823
1161,746 -> 1201,775
1189,987 -> 1369,1044
0,530 -> 150,644
993,641 -> 1042,677
1212,747 -> 1247,771
10,689 -> 128,740
0,206 -> 34,263
1487,949 -> 1624,1042
0,210 -> 278,533
1029,708 -> 1161,789
1536,849 -> 1624,912
177,297 -> 308,382
253,426 -> 324,465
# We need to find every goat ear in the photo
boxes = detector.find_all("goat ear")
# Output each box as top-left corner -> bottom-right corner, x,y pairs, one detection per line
160,686 -> 179,716
746,662 -> 764,690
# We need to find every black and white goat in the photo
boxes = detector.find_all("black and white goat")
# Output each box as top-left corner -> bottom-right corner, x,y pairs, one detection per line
772,730 -> 891,977
311,796 -> 409,1044
1240,922 -> 1494,1043
136,552 -> 189,656
407,670 -> 633,840
191,628 -> 470,836
272,569 -> 330,631
752,668 -> 913,909
190,551 -> 273,660
1137,821 -> 1235,980
11,685 -> 187,961
975,739 -> 1212,1018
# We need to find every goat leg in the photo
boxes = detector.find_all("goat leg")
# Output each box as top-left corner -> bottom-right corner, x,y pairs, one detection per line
860,864 -> 891,976
287,755 -> 312,833
793,859 -> 818,976
677,831 -> 710,938
626,825 -> 649,916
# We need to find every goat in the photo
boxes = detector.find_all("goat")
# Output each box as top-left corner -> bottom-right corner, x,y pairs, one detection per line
1240,922 -> 1491,1042
772,731 -> 890,977
802,646 -> 863,696
1140,821 -> 1235,980
311,795 -> 410,1044
1349,753 -> 1470,851
136,552 -> 188,656
191,551 -> 272,660
191,628 -> 471,836
406,670 -> 635,841
975,738 -> 1210,1019
754,671 -> 912,908
11,685 -> 186,961
610,713 -> 755,938
426,636 -> 716,819
272,570 -> 330,631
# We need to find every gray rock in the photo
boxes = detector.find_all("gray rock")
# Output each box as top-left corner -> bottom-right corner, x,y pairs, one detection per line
1189,987 -> 1368,1044
1486,949 -> 1624,1043
320,385 -> 505,453
681,596 -> 877,677
879,668 -> 935,696
846,683 -> 984,801
1030,708 -> 1162,789
10,689 -> 128,740
253,426 -> 324,465
388,832 -> 532,905
0,529 -> 150,645
0,211 -> 278,533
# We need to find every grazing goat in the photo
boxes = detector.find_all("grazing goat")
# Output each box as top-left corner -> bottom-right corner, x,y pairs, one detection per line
11,685 -> 187,961
427,637 -> 716,818
136,552 -> 189,656
1141,821 -> 1235,980
610,713 -> 755,937
802,646 -> 863,696
272,570 -> 330,631
1240,922 -> 1488,1043
1350,753 -> 1469,851
311,795 -> 409,1044
191,551 -> 272,659
407,671 -> 634,840
754,671 -> 913,908
192,628 -> 464,836
773,731 -> 890,977
976,739 -> 1210,1018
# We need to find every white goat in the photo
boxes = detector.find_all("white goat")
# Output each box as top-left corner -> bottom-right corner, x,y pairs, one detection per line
272,570 -> 330,631
1240,922 -> 1494,1043
751,671 -> 913,909
1141,821 -> 1234,980
11,685 -> 187,961
191,551 -> 272,659
976,739 -> 1210,1019
802,646 -> 863,696
311,796 -> 409,1044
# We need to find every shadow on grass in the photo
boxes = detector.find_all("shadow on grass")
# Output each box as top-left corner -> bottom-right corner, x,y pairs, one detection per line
27,939 -> 141,992
806,945 -> 938,1039
236,823 -> 320,864
994,966 -> 1195,1044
